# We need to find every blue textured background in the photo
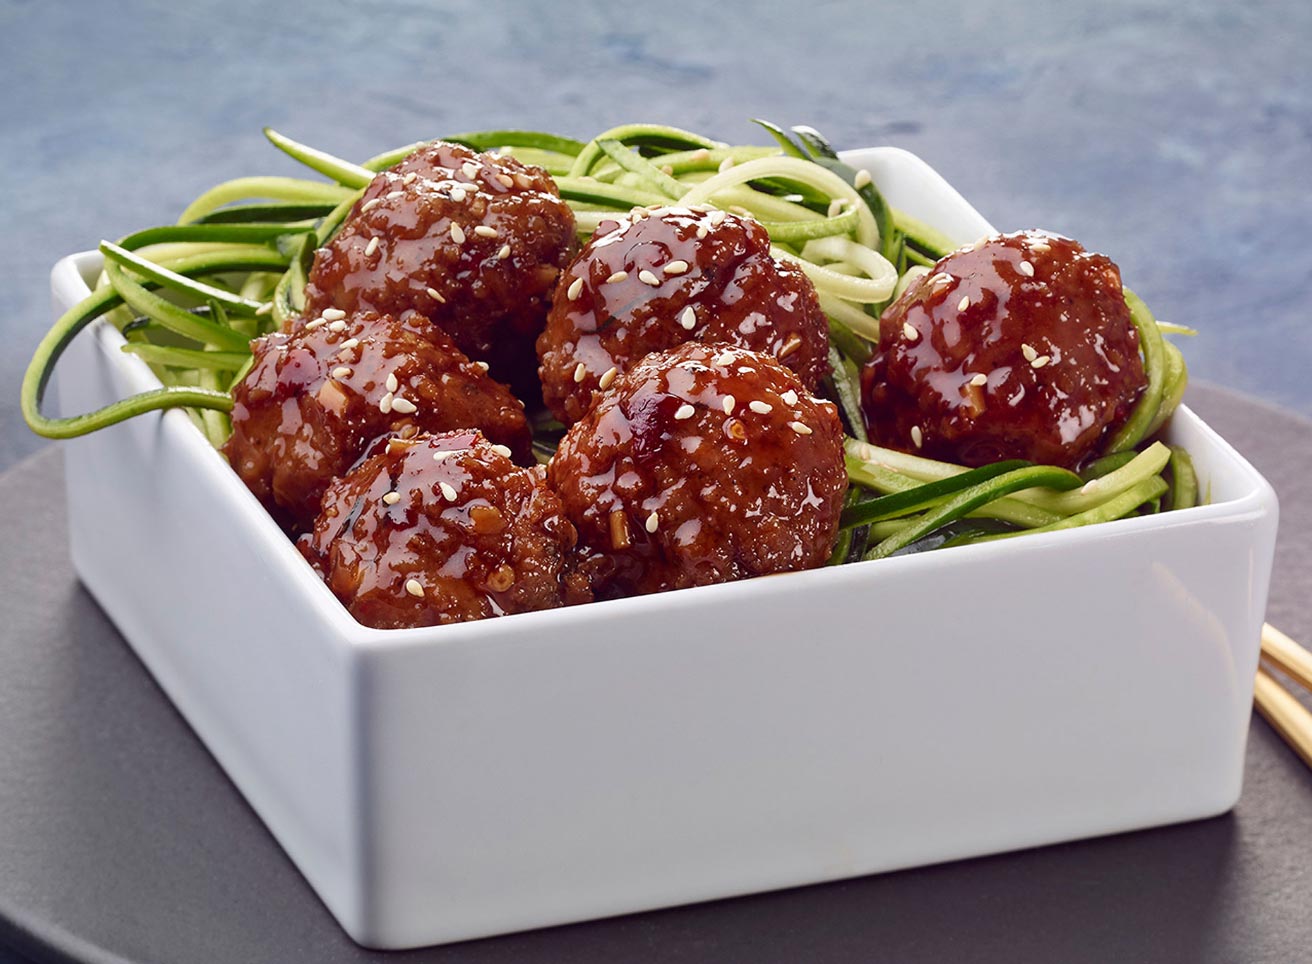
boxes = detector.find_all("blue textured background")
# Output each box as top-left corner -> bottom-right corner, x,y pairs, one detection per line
3,0 -> 1309,473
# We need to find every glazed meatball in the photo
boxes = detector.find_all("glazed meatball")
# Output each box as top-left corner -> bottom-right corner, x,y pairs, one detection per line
537,205 -> 829,425
861,231 -> 1146,469
225,309 -> 531,532
549,342 -> 846,598
301,431 -> 588,629
303,141 -> 576,395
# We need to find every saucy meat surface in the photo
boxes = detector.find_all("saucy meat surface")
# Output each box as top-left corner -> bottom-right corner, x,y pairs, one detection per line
224,309 -> 531,533
537,206 -> 829,425
303,141 -> 576,395
549,342 -> 846,598
301,431 -> 588,629
861,231 -> 1145,468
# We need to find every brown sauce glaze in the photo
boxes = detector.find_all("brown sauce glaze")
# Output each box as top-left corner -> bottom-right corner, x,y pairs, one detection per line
537,206 -> 829,425
549,342 -> 846,598
303,142 -> 576,398
301,431 -> 588,629
224,310 -> 531,533
861,231 -> 1145,468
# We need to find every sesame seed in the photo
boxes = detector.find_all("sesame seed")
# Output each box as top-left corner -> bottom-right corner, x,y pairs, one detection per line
910,425 -> 923,448
957,295 -> 970,312
462,162 -> 480,179
474,225 -> 498,238
789,421 -> 813,436
379,392 -> 394,414
385,372 -> 399,392
853,169 -> 872,189
382,491 -> 400,505
903,322 -> 919,342
496,173 -> 514,188
674,404 -> 695,420
487,564 -> 515,592
439,481 -> 458,502
780,389 -> 799,406
514,173 -> 531,188
1031,355 -> 1051,369
970,373 -> 989,386
778,334 -> 802,358
386,191 -> 404,200
328,319 -> 348,332
1018,260 -> 1035,277
426,286 -> 446,303
304,318 -> 326,330
498,243 -> 511,259
449,223 -> 465,244
663,260 -> 690,276
713,351 -> 735,366
332,366 -> 351,379
404,578 -> 424,598
645,511 -> 660,533
606,271 -> 628,284
573,362 -> 587,383
255,301 -> 273,316
362,198 -> 381,212
338,338 -> 359,351
722,395 -> 736,415
473,360 -> 490,372
1021,343 -> 1038,362
708,209 -> 726,226
749,400 -> 773,414
567,277 -> 584,300
718,156 -> 735,172
432,450 -> 457,461
827,198 -> 844,218
598,366 -> 618,390
696,226 -> 709,239
450,187 -> 466,203
490,444 -> 512,458
1030,241 -> 1051,253
638,269 -> 661,286
364,237 -> 380,257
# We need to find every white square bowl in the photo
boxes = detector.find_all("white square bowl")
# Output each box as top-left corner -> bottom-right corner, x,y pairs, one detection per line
52,147 -> 1278,949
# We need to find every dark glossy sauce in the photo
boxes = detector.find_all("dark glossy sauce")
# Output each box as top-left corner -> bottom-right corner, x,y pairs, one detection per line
224,311 -> 531,532
550,342 -> 846,597
301,431 -> 588,629
537,206 -> 828,424
861,231 -> 1145,468
303,142 -> 575,397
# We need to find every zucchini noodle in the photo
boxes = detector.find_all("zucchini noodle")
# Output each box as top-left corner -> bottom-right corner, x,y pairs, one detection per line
676,155 -> 878,248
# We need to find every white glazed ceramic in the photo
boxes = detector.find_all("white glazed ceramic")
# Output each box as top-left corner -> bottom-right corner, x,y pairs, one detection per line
52,147 -> 1278,949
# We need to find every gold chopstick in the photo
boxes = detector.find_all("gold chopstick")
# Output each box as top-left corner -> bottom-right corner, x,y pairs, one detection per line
1260,623 -> 1312,693
1253,623 -> 1312,770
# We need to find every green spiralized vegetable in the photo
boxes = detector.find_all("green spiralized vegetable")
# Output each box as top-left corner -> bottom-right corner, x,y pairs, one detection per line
22,119 -> 1196,569
865,465 -> 1083,560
